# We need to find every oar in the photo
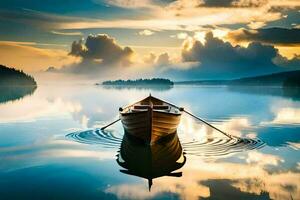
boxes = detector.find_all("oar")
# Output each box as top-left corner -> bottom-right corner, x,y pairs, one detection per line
101,96 -> 234,139
155,97 -> 234,139
100,97 -> 148,130
182,110 -> 234,139
101,118 -> 121,130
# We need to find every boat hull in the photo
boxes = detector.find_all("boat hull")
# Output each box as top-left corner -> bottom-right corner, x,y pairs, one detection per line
120,110 -> 181,144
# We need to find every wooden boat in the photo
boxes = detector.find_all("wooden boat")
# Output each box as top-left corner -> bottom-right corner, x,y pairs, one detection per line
119,95 -> 183,145
117,133 -> 186,191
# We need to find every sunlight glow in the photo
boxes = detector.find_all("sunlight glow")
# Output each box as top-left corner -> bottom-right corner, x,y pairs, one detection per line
194,32 -> 206,44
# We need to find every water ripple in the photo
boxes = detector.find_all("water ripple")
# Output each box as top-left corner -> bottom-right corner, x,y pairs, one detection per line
181,137 -> 265,157
66,129 -> 123,149
67,129 -> 265,157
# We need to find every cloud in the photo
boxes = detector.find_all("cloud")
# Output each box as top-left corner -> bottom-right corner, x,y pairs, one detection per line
138,29 -> 155,36
51,30 -> 83,36
142,52 -> 172,67
231,0 -> 269,7
175,0 -> 300,9
69,39 -> 86,57
273,54 -> 300,68
58,34 -> 135,75
0,0 -> 299,36
180,32 -> 280,78
143,52 -> 156,64
227,28 -> 300,45
199,0 -> 268,8
104,0 -> 154,8
200,0 -> 236,7
0,5 -> 285,31
160,32 -> 300,79
70,34 -> 133,64
171,32 -> 189,39
156,52 -> 171,66
164,0 -> 282,29
62,31 -> 299,79
247,21 -> 266,29
287,142 -> 300,150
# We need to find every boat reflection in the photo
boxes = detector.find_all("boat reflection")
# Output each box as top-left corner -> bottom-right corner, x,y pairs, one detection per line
116,133 -> 186,191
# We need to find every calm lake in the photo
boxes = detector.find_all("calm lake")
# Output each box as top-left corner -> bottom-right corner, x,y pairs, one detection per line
0,84 -> 299,200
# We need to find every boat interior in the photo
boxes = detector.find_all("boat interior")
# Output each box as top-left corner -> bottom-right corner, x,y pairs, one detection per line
122,97 -> 181,114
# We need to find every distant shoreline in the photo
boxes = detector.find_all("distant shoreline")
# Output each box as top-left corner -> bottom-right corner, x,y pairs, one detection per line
175,70 -> 300,88
0,64 -> 37,87
97,70 -> 300,88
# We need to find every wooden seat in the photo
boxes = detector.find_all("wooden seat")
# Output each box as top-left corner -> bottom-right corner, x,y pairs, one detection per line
134,105 -> 150,109
134,105 -> 169,110
153,105 -> 169,110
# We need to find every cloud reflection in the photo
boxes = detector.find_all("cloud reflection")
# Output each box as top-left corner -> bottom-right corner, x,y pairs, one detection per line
0,139 -> 115,171
267,107 -> 300,125
107,152 -> 299,200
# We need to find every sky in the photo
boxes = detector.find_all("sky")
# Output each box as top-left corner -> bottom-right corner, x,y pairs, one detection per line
0,0 -> 300,80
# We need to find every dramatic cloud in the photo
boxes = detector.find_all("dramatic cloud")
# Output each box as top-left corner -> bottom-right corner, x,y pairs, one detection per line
1,1 -> 300,79
69,34 -> 133,64
183,32 -> 278,71
182,33 -> 279,65
228,28 -> 300,45
162,32 -> 300,79
61,34 -> 134,74
55,31 -> 299,78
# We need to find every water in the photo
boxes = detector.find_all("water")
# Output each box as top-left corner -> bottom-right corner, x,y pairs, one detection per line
0,84 -> 299,200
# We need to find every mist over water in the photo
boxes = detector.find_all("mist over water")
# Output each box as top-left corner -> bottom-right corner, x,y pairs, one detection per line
0,84 -> 299,200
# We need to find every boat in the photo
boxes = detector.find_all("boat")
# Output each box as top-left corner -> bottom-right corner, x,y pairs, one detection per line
117,133 -> 186,191
119,95 -> 183,145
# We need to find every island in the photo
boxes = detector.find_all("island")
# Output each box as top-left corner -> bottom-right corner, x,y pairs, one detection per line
0,64 -> 37,104
102,78 -> 174,86
99,78 -> 174,91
